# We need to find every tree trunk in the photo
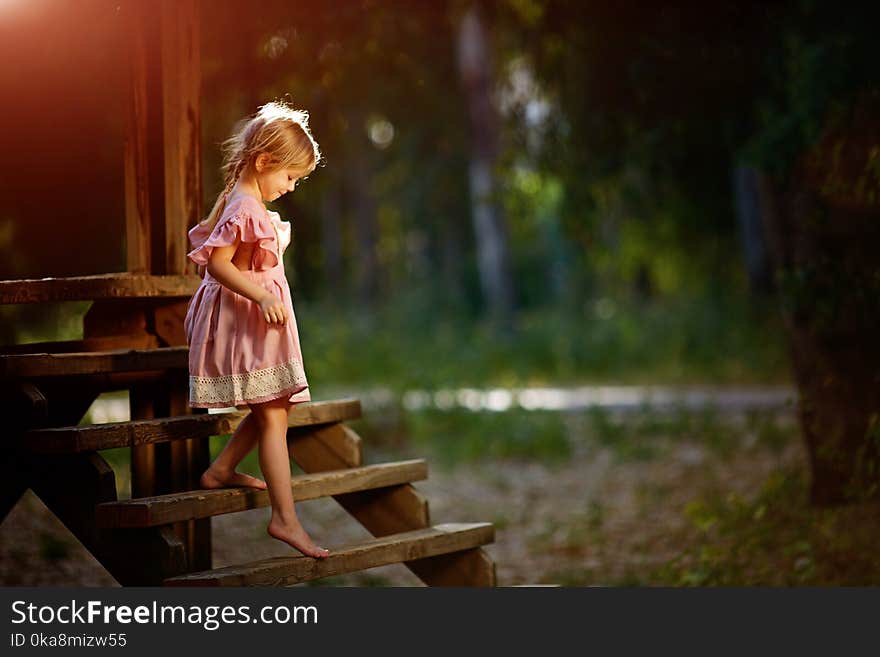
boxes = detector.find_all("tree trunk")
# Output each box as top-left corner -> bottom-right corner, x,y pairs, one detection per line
756,99 -> 880,505
456,4 -> 515,328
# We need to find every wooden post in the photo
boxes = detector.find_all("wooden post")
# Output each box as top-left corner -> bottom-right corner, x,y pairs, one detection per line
129,382 -> 161,498
123,0 -> 163,501
160,0 -> 202,276
121,0 -> 209,571
159,0 -> 209,571
123,0 -> 155,274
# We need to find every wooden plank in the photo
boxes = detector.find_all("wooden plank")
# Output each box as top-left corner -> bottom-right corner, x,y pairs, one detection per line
0,335 -> 160,355
22,399 -> 363,453
96,460 -> 429,527
289,399 -> 364,431
0,346 -> 189,378
5,369 -> 170,396
0,273 -> 199,304
164,523 -> 494,587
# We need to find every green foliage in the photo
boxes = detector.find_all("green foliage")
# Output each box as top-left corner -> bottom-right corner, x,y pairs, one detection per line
403,408 -> 571,467
298,286 -> 789,392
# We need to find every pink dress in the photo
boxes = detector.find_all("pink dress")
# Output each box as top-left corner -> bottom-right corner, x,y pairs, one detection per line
184,192 -> 310,409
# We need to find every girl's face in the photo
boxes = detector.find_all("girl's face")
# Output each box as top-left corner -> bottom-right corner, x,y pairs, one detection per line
256,165 -> 303,202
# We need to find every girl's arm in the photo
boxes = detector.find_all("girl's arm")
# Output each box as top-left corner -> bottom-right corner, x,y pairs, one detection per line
207,239 -> 287,325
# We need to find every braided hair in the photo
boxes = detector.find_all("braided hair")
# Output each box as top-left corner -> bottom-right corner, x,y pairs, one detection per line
199,100 -> 321,233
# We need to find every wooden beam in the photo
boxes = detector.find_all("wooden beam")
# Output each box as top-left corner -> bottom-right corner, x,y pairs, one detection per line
0,273 -> 199,304
0,336 -> 161,355
164,523 -> 495,587
0,346 -> 188,379
406,548 -> 497,587
96,460 -> 429,527
21,399 -> 363,453
289,422 -> 364,469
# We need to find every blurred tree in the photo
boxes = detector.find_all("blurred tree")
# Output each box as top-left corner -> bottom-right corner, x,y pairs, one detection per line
456,2 -> 516,329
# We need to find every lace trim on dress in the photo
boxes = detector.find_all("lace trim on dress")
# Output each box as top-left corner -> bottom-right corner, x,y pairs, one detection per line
190,358 -> 308,406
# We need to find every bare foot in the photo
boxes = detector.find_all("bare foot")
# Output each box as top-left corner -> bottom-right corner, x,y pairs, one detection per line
200,467 -> 268,490
267,518 -> 330,559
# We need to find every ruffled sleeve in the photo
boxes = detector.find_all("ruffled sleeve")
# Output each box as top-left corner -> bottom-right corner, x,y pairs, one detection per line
187,199 -> 279,271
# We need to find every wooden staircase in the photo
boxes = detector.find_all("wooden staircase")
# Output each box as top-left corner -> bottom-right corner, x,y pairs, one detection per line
2,339 -> 497,587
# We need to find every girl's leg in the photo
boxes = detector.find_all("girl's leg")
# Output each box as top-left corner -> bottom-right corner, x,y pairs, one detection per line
200,412 -> 267,489
251,396 -> 330,558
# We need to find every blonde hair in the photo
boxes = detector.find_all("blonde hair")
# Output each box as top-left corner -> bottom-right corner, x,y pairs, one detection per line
201,100 -> 321,231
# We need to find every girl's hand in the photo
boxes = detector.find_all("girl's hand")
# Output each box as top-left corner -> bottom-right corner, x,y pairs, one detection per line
258,293 -> 287,325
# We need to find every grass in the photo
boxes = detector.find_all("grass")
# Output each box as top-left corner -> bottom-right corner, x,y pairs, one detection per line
398,407 -> 572,467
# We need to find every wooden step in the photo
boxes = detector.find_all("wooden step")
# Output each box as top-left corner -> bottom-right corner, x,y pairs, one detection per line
0,272 -> 199,305
0,346 -> 189,379
163,522 -> 495,587
96,460 -> 428,527
0,335 -> 160,356
21,398 -> 362,453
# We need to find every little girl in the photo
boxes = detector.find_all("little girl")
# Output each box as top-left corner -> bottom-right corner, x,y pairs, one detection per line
184,101 -> 329,559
